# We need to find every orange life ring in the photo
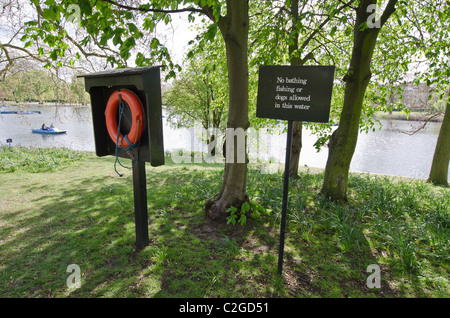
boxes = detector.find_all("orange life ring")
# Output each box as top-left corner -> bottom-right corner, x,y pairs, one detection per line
105,89 -> 144,149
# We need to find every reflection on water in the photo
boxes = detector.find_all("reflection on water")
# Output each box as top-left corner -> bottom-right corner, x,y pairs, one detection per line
0,104 -> 447,181
352,120 -> 443,180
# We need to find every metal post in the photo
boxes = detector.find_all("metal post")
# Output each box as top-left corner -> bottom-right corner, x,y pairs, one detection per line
277,120 -> 293,276
132,159 -> 149,250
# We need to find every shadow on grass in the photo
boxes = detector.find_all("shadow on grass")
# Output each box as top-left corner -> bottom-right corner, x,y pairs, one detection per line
1,163 -> 447,297
281,225 -> 401,297
1,173 -> 141,296
1,164 -> 262,297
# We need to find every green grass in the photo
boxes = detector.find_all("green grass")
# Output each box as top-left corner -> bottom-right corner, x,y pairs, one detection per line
0,146 -> 448,297
0,146 -> 83,173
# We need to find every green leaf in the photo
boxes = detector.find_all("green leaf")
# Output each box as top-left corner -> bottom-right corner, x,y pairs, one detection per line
204,23 -> 218,42
330,26 -> 337,37
143,17 -> 156,32
241,202 -> 250,214
226,214 -> 237,225
166,70 -> 176,80
78,0 -> 92,16
113,34 -> 122,46
135,52 -> 144,66
251,209 -> 260,219
24,41 -> 34,48
226,206 -> 237,214
345,25 -> 353,37
164,14 -> 171,25
150,38 -> 160,50
50,50 -> 58,61
120,37 -> 135,59
358,22 -> 368,31
238,214 -> 247,226
127,23 -> 138,34
213,3 -> 221,20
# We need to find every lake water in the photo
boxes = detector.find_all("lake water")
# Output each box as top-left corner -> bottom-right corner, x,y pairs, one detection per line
0,104 -> 448,181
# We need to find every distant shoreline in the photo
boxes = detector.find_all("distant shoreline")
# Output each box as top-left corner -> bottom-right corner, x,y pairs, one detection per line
2,101 -> 443,123
2,101 -> 89,108
372,111 -> 443,123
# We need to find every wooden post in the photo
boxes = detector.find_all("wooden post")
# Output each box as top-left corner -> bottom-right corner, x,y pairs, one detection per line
132,159 -> 149,250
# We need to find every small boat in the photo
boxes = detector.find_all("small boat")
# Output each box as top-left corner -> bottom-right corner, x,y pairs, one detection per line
21,110 -> 42,114
32,128 -> 67,134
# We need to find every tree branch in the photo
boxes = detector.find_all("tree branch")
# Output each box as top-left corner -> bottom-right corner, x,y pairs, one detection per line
33,2 -> 116,61
1,43 -> 49,63
99,0 -> 205,15
395,113 -> 442,136
298,0 -> 356,54
379,0 -> 399,28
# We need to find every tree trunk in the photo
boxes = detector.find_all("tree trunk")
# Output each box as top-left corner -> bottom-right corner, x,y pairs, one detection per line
205,0 -> 250,221
289,121 -> 302,177
288,0 -> 302,178
321,0 -> 398,201
428,98 -> 450,187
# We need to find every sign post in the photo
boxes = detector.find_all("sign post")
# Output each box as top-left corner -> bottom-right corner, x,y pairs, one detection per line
277,119 -> 293,275
256,65 -> 335,276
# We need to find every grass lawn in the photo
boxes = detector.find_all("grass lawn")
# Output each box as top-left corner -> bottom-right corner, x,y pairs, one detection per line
0,146 -> 448,298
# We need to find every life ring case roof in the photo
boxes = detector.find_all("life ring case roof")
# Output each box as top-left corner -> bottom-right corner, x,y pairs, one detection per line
79,66 -> 164,167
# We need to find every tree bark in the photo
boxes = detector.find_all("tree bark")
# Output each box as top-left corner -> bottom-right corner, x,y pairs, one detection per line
288,0 -> 303,178
205,0 -> 250,221
289,121 -> 302,177
428,96 -> 450,187
321,0 -> 398,201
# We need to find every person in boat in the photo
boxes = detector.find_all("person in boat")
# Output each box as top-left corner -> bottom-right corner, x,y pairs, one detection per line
42,123 -> 48,130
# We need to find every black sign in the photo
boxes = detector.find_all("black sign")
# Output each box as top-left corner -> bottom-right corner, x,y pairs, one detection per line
256,65 -> 335,123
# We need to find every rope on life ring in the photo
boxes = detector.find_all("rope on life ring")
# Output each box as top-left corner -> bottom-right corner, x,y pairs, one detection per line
105,89 -> 144,150
105,89 -> 144,176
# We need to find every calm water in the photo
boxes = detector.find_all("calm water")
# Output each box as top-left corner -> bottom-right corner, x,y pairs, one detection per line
0,104 -> 447,181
